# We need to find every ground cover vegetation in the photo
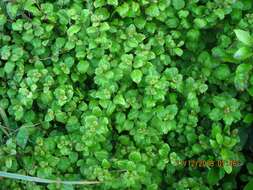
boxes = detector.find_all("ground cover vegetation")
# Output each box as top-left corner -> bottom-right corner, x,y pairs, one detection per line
1,0 -> 253,189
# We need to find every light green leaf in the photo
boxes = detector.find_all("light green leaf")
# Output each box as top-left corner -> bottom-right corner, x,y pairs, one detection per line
224,164 -> 232,174
234,47 -> 253,60
4,61 -> 15,74
131,69 -> 143,83
94,0 -> 106,8
107,0 -> 118,6
94,7 -> 110,20
67,25 -> 81,36
127,38 -> 139,48
158,0 -> 171,11
194,18 -> 207,28
41,3 -> 54,14
77,60 -> 89,74
116,2 -> 129,17
209,108 -> 222,121
45,109 -> 54,122
216,133 -> 223,145
12,19 -> 23,31
63,184 -> 74,190
172,0 -> 185,10
16,126 -> 29,148
113,94 -> 126,106
1,46 -> 11,60
234,29 -> 253,46
174,48 -> 183,56
145,4 -> 160,17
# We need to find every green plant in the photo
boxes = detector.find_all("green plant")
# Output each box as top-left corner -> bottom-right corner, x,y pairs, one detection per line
0,0 -> 253,190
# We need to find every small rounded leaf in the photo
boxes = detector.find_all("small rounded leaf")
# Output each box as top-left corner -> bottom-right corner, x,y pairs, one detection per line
145,4 -> 160,17
67,25 -> 81,36
129,151 -> 141,162
172,0 -> 185,10
131,69 -> 143,83
77,61 -> 89,74
16,126 -> 29,148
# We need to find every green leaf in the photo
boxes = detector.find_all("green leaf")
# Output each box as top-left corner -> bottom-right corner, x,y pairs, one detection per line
166,104 -> 178,120
66,116 -> 79,132
41,3 -> 54,14
194,18 -> 207,28
159,144 -> 170,157
213,64 -> 230,80
113,94 -> 126,106
234,29 -> 253,46
216,133 -> 223,145
145,4 -> 160,17
129,151 -> 141,162
207,168 -> 220,185
234,63 -> 252,90
24,0 -> 41,16
45,109 -> 54,122
243,114 -> 253,124
6,3 -> 19,19
94,7 -> 110,20
221,149 -> 233,161
107,0 -> 118,6
16,126 -> 29,148
77,60 -> 89,74
134,17 -> 146,29
94,0 -> 106,8
12,19 -> 23,31
234,47 -> 253,60
129,1 -> 140,16
247,163 -> 253,175
63,185 -> 74,190
244,179 -> 253,190
172,0 -> 185,10
224,164 -> 232,174
236,63 -> 252,74
174,48 -> 183,56
116,2 -> 129,17
209,108 -> 222,121
5,158 -> 12,168
1,46 -> 11,60
127,38 -> 139,48
0,14 -> 7,26
214,8 -> 225,20
131,69 -> 143,83
158,0 -> 171,11
67,25 -> 81,36
4,61 -> 15,74
211,124 -> 222,137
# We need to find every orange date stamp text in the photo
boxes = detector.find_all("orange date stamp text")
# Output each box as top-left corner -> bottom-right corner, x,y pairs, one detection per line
175,160 -> 241,168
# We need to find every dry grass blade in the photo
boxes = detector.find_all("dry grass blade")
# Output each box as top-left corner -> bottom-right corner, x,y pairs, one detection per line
0,171 -> 101,185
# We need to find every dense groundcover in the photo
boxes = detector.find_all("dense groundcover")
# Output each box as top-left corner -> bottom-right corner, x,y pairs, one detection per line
1,0 -> 253,189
